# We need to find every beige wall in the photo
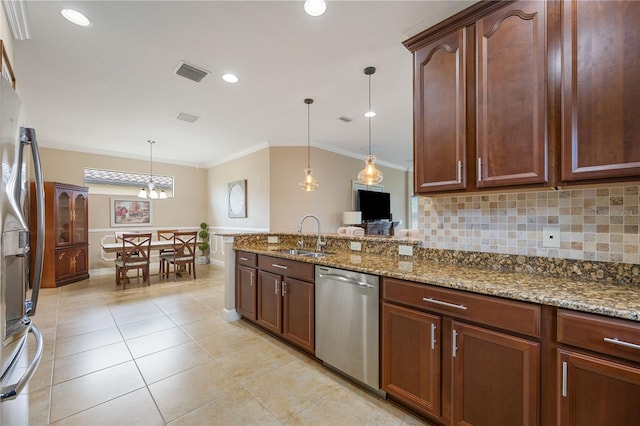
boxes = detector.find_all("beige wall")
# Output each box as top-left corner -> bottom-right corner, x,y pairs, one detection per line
269,146 -> 408,233
206,148 -> 271,264
38,148 -> 207,271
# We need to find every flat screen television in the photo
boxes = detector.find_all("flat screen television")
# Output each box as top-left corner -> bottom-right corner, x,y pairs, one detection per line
357,189 -> 391,222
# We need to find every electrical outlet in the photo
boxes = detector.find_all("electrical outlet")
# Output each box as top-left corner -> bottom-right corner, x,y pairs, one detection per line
542,226 -> 560,248
398,261 -> 413,272
350,241 -> 362,251
398,245 -> 413,256
267,236 -> 278,244
350,255 -> 362,264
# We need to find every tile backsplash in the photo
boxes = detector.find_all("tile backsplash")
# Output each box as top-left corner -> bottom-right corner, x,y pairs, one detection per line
418,184 -> 640,264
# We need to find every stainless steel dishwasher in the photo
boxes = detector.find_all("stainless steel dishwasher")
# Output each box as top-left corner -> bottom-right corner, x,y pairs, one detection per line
315,265 -> 383,395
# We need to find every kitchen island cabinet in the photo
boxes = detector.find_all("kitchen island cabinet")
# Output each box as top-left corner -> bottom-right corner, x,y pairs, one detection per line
236,251 -> 257,321
254,255 -> 315,354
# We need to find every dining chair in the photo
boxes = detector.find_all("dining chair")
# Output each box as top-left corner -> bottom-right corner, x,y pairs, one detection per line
157,229 -> 178,276
114,232 -> 152,289
160,231 -> 197,281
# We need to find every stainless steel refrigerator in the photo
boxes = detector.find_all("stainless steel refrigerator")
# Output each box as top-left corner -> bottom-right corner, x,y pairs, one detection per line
0,74 -> 45,423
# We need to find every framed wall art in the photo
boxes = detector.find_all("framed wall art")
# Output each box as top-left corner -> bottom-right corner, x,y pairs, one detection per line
227,179 -> 247,218
110,198 -> 153,226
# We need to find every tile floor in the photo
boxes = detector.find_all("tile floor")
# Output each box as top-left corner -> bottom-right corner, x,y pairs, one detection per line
25,264 -> 433,425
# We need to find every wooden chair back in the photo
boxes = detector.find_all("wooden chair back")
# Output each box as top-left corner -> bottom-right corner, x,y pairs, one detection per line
115,233 -> 152,288
160,231 -> 198,281
120,233 -> 152,263
157,229 -> 178,242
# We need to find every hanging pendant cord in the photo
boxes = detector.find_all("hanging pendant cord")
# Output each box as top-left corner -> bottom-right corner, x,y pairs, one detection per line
368,73 -> 372,155
307,102 -> 311,168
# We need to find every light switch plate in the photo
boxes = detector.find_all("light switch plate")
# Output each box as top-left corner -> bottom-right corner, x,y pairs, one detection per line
398,245 -> 413,256
542,226 -> 560,248
350,241 -> 362,251
267,236 -> 278,244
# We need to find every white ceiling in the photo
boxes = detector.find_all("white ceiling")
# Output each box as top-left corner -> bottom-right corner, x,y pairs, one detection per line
11,0 -> 475,169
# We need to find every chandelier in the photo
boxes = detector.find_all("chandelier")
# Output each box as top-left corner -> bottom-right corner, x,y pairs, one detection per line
138,140 -> 167,199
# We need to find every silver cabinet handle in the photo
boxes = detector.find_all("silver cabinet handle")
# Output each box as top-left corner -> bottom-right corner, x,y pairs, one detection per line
561,361 -> 568,397
456,160 -> 462,183
249,272 -> 253,286
477,157 -> 483,181
240,257 -> 249,261
0,324 -> 43,401
452,329 -> 458,358
282,281 -> 287,296
604,337 -> 640,350
272,263 -> 288,270
422,297 -> 467,311
274,280 -> 279,295
431,323 -> 436,350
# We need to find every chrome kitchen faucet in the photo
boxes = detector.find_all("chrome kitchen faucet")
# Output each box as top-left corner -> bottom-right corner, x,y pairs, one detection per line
296,214 -> 326,252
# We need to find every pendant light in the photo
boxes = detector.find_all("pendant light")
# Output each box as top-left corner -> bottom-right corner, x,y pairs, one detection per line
138,140 -> 167,199
299,98 -> 319,191
357,66 -> 383,185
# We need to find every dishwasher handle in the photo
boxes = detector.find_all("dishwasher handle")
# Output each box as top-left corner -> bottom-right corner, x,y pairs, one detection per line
317,273 -> 375,289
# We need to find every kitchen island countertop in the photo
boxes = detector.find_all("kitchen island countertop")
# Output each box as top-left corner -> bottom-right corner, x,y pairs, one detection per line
235,243 -> 640,322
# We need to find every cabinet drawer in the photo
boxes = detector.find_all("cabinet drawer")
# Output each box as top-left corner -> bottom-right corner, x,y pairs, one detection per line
383,278 -> 540,338
258,255 -> 314,282
557,309 -> 640,363
237,251 -> 257,267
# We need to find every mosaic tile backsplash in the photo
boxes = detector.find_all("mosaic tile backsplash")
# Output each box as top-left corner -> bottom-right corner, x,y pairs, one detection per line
418,184 -> 640,264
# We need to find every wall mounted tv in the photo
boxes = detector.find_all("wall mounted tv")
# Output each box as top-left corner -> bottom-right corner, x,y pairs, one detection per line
357,189 -> 391,222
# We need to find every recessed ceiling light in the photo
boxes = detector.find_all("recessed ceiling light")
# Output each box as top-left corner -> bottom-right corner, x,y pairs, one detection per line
222,73 -> 239,83
304,0 -> 327,17
61,9 -> 91,27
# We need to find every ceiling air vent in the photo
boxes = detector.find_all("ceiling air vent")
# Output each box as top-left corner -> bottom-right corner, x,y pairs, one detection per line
175,61 -> 209,83
338,116 -> 353,123
176,112 -> 199,123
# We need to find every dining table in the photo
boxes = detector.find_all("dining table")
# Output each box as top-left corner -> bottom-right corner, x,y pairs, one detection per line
101,239 -> 177,254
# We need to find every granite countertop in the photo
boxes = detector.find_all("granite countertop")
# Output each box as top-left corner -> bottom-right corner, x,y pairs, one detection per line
237,244 -> 640,322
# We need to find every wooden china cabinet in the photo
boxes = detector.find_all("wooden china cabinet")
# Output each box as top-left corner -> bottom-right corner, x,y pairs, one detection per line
31,182 -> 89,288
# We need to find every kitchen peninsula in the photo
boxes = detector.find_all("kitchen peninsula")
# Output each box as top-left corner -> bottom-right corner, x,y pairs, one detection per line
226,232 -> 640,426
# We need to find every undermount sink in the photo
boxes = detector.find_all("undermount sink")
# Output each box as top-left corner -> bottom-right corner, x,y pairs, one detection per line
278,249 -> 329,258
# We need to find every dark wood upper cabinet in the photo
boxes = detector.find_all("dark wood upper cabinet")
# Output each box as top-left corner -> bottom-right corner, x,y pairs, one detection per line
413,28 -> 467,193
476,0 -> 548,187
406,0 -> 550,194
561,0 -> 640,181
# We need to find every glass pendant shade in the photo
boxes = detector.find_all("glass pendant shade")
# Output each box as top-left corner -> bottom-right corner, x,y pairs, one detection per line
137,187 -> 147,198
357,154 -> 383,185
299,167 -> 319,191
300,98 -> 318,191
358,66 -> 383,185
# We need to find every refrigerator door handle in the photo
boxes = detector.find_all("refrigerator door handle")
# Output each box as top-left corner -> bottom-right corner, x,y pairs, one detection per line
0,324 -> 43,401
20,127 -> 45,316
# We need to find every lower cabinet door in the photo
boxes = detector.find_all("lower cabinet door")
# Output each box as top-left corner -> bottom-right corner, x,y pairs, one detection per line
73,246 -> 88,276
382,302 -> 441,418
451,321 -> 540,426
559,350 -> 640,426
282,277 -> 314,353
237,265 -> 257,321
257,270 -> 282,334
55,248 -> 75,282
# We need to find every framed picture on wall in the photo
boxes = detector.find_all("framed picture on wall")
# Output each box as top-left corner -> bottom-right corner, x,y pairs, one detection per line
228,179 -> 247,218
110,198 -> 153,226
